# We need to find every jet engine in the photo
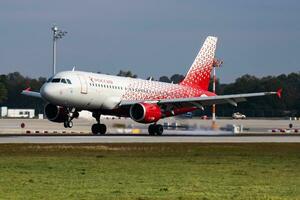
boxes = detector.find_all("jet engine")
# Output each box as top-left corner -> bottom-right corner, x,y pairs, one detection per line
129,103 -> 162,123
44,103 -> 68,123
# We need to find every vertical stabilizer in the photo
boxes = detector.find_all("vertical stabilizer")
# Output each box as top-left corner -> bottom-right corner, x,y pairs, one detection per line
180,36 -> 218,90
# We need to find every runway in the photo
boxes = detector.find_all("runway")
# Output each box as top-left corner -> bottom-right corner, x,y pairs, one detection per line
1,118 -> 299,134
1,118 -> 300,143
1,135 -> 300,143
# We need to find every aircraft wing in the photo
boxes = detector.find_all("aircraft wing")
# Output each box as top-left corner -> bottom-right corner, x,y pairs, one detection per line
119,90 -> 281,108
21,88 -> 42,98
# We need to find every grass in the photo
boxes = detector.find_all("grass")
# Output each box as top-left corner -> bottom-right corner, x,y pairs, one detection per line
0,143 -> 299,200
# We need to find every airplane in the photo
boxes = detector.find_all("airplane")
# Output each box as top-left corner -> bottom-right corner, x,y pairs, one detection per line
22,36 -> 281,135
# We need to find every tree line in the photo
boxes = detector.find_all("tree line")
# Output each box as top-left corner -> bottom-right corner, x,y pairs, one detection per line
0,71 -> 299,117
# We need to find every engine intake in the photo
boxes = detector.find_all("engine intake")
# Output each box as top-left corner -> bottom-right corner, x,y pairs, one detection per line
44,103 -> 68,123
130,103 -> 162,123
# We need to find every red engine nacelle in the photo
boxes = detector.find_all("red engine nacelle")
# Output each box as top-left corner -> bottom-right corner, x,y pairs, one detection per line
44,103 -> 68,123
129,103 -> 162,123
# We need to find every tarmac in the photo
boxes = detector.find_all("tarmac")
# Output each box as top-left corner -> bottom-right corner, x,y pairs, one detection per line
0,118 -> 299,134
0,118 -> 299,143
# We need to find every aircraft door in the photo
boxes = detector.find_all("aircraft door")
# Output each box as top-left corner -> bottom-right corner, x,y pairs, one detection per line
77,74 -> 88,94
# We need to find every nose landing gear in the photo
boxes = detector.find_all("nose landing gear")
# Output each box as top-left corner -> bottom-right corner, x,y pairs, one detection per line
148,124 -> 163,136
64,120 -> 73,128
91,112 -> 107,135
63,108 -> 79,128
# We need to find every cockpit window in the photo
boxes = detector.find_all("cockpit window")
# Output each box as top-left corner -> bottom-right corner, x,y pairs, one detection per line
66,79 -> 72,84
61,79 -> 67,84
52,78 -> 61,83
47,77 -> 53,83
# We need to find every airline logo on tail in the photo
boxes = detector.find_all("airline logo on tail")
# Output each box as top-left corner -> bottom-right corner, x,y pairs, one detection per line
180,36 -> 218,90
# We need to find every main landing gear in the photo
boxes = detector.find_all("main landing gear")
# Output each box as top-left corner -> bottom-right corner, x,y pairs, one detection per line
64,108 -> 79,128
91,112 -> 107,135
148,124 -> 163,136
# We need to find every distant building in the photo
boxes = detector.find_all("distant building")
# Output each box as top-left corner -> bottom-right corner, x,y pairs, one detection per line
0,106 -> 35,118
0,106 -> 7,117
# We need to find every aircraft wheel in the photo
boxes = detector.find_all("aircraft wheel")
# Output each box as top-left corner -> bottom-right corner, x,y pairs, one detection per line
148,124 -> 156,136
63,121 -> 68,128
91,124 -> 106,135
155,124 -> 163,136
99,124 -> 107,135
91,124 -> 99,135
64,120 -> 73,128
67,120 -> 73,128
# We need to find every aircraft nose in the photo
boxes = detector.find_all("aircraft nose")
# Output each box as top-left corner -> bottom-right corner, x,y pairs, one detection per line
40,83 -> 58,102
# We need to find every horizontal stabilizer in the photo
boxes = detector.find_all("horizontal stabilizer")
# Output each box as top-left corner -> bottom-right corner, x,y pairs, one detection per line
21,88 -> 42,98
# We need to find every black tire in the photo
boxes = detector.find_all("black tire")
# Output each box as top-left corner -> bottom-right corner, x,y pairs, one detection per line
99,124 -> 107,135
63,121 -> 68,128
91,124 -> 99,135
67,121 -> 73,128
148,124 -> 156,136
155,124 -> 163,136
64,120 -> 73,128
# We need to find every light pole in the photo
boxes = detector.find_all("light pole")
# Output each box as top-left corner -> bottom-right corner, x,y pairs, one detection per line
211,58 -> 223,129
51,25 -> 67,76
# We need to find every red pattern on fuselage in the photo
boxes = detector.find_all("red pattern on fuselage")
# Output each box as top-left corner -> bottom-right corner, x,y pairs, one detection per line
121,79 -> 215,101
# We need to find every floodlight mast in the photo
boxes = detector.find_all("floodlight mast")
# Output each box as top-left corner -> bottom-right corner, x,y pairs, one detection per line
211,58 -> 223,129
51,25 -> 67,76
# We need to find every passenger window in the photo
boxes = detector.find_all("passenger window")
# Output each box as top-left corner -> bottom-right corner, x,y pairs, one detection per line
67,79 -> 72,84
52,78 -> 61,83
61,79 -> 67,84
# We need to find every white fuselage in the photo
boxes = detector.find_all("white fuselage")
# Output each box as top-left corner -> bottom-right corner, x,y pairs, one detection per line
41,71 -> 130,110
40,70 -> 208,111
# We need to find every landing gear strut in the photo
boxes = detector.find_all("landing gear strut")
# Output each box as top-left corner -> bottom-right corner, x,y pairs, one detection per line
64,108 -> 79,128
91,112 -> 107,135
148,124 -> 163,136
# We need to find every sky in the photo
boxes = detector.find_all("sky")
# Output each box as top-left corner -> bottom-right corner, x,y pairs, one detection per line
0,0 -> 299,83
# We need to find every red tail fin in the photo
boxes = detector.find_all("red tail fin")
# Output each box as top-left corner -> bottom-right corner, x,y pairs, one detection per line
277,88 -> 282,98
180,36 -> 218,90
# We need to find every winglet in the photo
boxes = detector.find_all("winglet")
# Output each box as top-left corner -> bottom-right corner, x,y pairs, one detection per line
276,88 -> 282,98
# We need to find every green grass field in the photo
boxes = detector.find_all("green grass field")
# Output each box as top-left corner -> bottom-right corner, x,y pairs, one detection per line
0,143 -> 299,200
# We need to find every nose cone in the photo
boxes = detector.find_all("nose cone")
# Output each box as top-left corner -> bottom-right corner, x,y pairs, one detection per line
40,83 -> 59,102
